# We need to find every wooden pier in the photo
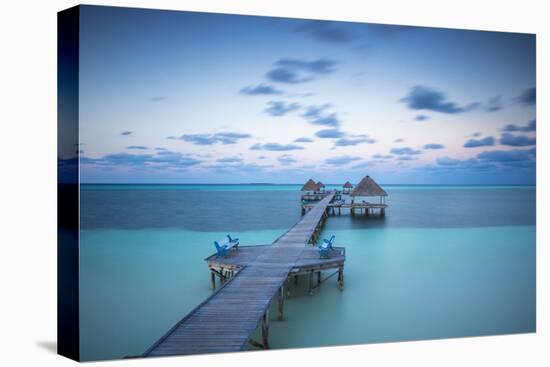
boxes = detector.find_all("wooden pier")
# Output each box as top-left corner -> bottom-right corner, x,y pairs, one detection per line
142,193 -> 342,357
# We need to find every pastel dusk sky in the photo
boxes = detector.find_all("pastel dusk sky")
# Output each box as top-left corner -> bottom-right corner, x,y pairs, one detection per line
75,5 -> 536,184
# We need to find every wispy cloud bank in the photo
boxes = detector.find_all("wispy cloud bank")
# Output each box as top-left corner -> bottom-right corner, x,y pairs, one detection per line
295,21 -> 355,44
294,137 -> 314,143
390,147 -> 422,155
485,96 -> 503,112
502,119 -> 536,132
463,136 -> 495,148
240,84 -> 283,96
334,135 -> 376,146
126,146 -> 148,150
266,58 -> 338,84
264,101 -> 301,116
516,87 -> 536,106
315,129 -> 345,139
277,154 -> 297,165
423,143 -> 445,150
500,133 -> 536,147
400,85 -> 477,114
324,155 -> 361,165
178,132 -> 251,145
250,143 -> 304,151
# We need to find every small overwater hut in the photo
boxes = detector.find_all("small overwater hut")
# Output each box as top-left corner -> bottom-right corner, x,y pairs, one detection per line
317,181 -> 326,192
342,181 -> 353,194
301,178 -> 321,202
351,175 -> 388,215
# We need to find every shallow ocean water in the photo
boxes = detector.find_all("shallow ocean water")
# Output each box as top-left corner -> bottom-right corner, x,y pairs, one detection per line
79,185 -> 535,361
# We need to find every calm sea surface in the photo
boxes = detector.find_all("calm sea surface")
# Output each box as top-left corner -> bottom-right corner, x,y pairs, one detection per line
79,185 -> 536,361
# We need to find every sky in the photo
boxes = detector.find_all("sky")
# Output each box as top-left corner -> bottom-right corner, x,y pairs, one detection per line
75,5 -> 536,184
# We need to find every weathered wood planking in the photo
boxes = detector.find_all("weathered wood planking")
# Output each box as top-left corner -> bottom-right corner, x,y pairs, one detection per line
143,193 -> 335,357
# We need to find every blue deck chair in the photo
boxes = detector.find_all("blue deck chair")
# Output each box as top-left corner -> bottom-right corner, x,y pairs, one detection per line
323,235 -> 335,250
226,234 -> 240,251
214,241 -> 229,257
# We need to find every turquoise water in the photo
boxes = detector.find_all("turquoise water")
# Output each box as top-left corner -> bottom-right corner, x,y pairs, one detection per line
79,185 -> 536,361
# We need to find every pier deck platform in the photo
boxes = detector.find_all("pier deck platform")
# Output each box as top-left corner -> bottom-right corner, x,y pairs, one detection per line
143,193 -> 342,357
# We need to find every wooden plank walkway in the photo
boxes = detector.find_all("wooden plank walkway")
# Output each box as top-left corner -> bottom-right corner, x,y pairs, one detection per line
143,193 -> 335,357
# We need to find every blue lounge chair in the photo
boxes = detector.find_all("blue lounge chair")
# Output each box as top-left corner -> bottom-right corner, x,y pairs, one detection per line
214,241 -> 229,257
323,235 -> 335,250
226,234 -> 239,251
318,235 -> 335,258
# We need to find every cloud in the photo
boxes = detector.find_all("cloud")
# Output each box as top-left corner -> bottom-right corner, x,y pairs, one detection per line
393,138 -> 404,143
324,155 -> 361,165
423,143 -> 445,150
81,151 -> 202,169
266,58 -> 338,84
397,156 -> 417,161
372,154 -> 393,159
502,119 -> 536,132
294,137 -> 314,143
315,129 -> 345,139
295,21 -> 355,44
216,156 -> 243,163
414,115 -> 429,121
516,87 -> 536,106
500,133 -> 536,147
436,157 -> 461,166
390,147 -> 422,155
477,148 -> 536,163
486,96 -> 503,112
334,135 -> 376,146
302,104 -> 341,127
277,154 -> 297,165
120,131 -> 132,136
240,84 -> 283,96
463,136 -> 495,148
470,132 -> 482,137
400,85 -> 476,114
264,101 -> 301,116
352,161 -> 371,169
179,132 -> 251,145
250,143 -> 304,151
126,146 -> 148,150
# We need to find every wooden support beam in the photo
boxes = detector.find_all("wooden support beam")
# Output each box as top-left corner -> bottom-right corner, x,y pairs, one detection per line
210,270 -> 216,290
248,338 -> 264,349
337,265 -> 344,290
317,271 -> 321,286
308,270 -> 314,295
261,311 -> 270,349
277,285 -> 285,320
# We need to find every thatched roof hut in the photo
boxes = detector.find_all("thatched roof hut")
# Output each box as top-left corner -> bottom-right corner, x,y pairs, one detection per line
351,176 -> 387,197
343,181 -> 353,189
301,178 -> 320,192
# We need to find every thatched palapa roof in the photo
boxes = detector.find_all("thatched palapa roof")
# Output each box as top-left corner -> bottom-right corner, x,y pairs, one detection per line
343,181 -> 353,188
301,178 -> 320,191
317,181 -> 325,188
351,176 -> 387,197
